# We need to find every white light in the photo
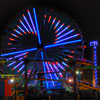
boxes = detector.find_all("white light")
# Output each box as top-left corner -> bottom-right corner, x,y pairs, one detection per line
76,71 -> 79,75
10,79 -> 14,83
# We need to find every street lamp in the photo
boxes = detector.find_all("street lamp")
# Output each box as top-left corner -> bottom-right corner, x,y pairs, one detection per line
10,79 -> 14,83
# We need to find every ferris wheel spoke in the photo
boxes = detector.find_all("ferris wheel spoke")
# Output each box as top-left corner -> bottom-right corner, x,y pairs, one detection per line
12,61 -> 24,70
0,48 -> 37,56
23,14 -> 34,34
49,17 -> 56,30
56,29 -> 75,40
33,8 -> 41,44
17,65 -> 25,72
27,9 -> 37,35
51,62 -> 63,78
45,62 -> 55,86
55,33 -> 80,44
19,19 -> 30,34
17,25 -> 27,34
55,62 -> 65,71
56,25 -> 70,36
44,39 -> 82,49
48,62 -> 59,80
55,23 -> 64,33
54,20 -> 61,29
41,51 -> 49,88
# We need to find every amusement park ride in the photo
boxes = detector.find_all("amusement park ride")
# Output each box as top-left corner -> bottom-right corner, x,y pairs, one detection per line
0,7 -> 99,98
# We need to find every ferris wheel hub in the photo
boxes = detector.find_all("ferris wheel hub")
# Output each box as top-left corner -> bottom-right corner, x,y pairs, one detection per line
37,44 -> 44,50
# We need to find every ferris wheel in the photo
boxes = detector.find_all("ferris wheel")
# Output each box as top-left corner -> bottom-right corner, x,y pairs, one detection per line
0,7 -> 84,88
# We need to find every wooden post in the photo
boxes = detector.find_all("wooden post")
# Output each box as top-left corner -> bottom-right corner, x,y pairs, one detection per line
24,59 -> 29,100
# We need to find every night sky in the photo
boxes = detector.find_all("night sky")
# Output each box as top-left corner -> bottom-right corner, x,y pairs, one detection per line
0,0 -> 99,65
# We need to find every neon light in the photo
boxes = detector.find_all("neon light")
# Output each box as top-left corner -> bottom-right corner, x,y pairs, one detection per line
27,9 -> 37,34
22,71 -> 25,75
56,62 -> 65,71
9,38 -> 15,41
8,43 -> 12,45
14,52 -> 27,58
54,20 -> 60,29
48,16 -> 51,23
17,65 -> 25,72
62,62 -> 69,67
19,57 -> 23,60
44,39 -> 81,49
33,8 -> 41,44
49,17 -> 56,30
55,23 -> 64,33
90,41 -> 98,86
48,62 -> 59,80
12,61 -> 23,70
45,62 -> 55,86
56,34 -> 79,43
17,25 -> 26,34
67,55 -> 74,58
64,58 -> 68,61
52,18 -> 56,25
57,25 -> 70,36
13,29 -> 22,35
41,51 -> 48,88
6,57 -> 13,61
57,29 -> 75,40
23,14 -> 33,33
1,48 -> 37,56
11,33 -> 18,38
52,62 -> 63,77
94,46 -> 97,85
7,61 -> 16,67
44,14 -> 47,18
19,19 -> 30,33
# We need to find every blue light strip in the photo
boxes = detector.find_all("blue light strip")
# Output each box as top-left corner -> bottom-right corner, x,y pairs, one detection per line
14,53 -> 26,58
11,33 -> 18,37
50,18 -> 56,30
7,57 -> 13,61
1,48 -> 37,56
57,29 -> 75,40
56,34 -> 79,43
13,61 -> 23,70
62,62 -> 68,66
41,51 -> 49,88
55,23 -> 64,33
44,39 -> 81,49
54,20 -> 60,29
7,61 -> 16,67
19,57 -> 23,60
56,62 -> 65,71
17,25 -> 26,34
57,25 -> 70,36
18,65 -> 25,72
52,63 -> 63,77
14,29 -> 21,35
19,20 -> 30,32
27,10 -> 37,33
33,8 -> 41,44
48,62 -> 59,80
23,15 -> 33,33
94,46 -> 98,85
45,62 -> 55,86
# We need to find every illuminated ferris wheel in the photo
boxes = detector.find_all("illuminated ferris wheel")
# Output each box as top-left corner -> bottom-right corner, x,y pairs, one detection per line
0,7 -> 84,88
